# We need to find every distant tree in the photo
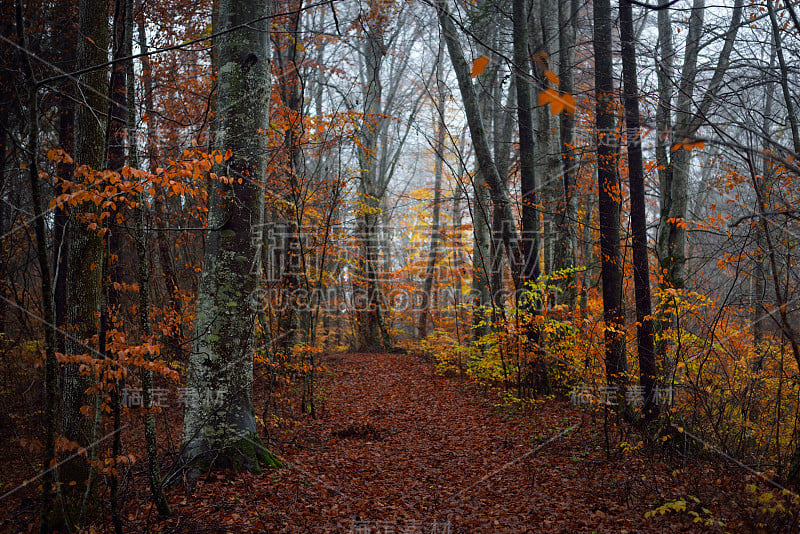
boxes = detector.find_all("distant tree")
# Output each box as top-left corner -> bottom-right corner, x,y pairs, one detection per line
656,0 -> 744,291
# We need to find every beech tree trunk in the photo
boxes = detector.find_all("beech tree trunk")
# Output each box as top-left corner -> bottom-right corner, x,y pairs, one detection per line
127,0 -> 171,512
620,0 -> 657,420
14,4 -> 60,530
274,0 -> 305,351
513,0 -> 539,291
594,0 -> 627,389
490,79 -> 515,315
470,25 -> 498,340
138,16 -> 184,359
418,46 -> 446,339
752,41 -> 777,353
354,11 -> 391,351
656,0 -> 743,290
556,0 -> 578,307
766,0 -> 800,156
181,0 -> 279,472
471,167 -> 492,340
60,0 -> 108,521
533,0 -> 561,289
436,0 -> 524,292
52,0 -> 76,361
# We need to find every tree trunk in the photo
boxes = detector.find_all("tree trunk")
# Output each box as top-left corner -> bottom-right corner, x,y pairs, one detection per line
490,81 -> 515,316
418,47 -> 446,339
555,0 -> 579,308
656,0 -> 703,291
181,0 -> 279,472
517,0 -> 553,393
594,0 -> 627,389
274,0 -> 305,351
752,39 -> 776,356
533,0 -> 561,291
654,0 -> 674,249
436,0 -> 524,291
127,0 -> 171,513
766,0 -> 800,155
60,0 -> 109,521
138,16 -> 184,360
514,0 -> 539,290
656,0 -> 743,290
471,168 -> 492,340
14,4 -> 60,530
355,17 -> 391,352
620,0 -> 657,420
106,4 -> 128,529
52,0 -> 76,359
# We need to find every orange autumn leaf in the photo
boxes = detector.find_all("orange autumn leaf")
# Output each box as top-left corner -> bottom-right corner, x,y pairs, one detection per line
671,138 -> 705,151
685,140 -> 706,150
532,49 -> 548,72
544,70 -> 560,86
538,88 -> 574,115
560,92 -> 576,114
470,56 -> 490,77
538,87 -> 558,107
550,95 -> 565,115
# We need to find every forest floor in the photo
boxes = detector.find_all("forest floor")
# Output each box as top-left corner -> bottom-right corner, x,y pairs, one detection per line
139,352 -> 794,533
2,352 -> 797,532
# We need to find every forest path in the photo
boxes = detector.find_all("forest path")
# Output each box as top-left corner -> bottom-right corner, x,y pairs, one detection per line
154,353 -> 721,533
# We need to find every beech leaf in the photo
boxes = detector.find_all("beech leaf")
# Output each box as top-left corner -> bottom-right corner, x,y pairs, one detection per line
544,70 -> 560,86
470,56 -> 490,77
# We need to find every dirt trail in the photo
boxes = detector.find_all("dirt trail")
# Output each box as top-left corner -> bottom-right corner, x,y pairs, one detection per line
151,353 -> 730,533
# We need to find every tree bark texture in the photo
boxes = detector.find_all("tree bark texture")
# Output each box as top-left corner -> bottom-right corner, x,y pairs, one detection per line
181,0 -> 279,472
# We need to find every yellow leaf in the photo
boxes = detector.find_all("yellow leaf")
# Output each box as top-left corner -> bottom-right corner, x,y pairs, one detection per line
470,56 -> 490,77
544,70 -> 560,85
